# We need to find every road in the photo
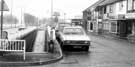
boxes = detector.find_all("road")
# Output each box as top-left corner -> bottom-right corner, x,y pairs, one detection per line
5,33 -> 133,67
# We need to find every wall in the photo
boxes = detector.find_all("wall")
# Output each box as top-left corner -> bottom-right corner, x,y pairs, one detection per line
116,0 -> 127,15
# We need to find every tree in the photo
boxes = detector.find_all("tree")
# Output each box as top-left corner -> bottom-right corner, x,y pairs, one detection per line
24,13 -> 38,26
0,15 -> 18,24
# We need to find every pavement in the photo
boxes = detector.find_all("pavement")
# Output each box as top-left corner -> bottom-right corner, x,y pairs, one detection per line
0,27 -> 63,66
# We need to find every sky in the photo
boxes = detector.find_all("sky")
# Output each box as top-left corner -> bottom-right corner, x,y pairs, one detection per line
4,0 -> 98,20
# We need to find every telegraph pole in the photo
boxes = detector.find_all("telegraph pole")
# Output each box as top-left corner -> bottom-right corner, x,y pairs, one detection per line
51,0 -> 53,22
11,0 -> 13,28
0,0 -> 4,39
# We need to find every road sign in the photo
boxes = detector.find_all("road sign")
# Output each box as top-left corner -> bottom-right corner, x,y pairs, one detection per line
0,0 -> 9,11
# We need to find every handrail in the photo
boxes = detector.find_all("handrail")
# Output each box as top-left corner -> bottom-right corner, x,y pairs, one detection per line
0,39 -> 26,60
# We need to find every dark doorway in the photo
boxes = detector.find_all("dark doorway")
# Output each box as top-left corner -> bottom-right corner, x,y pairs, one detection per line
118,20 -> 132,38
90,23 -> 93,30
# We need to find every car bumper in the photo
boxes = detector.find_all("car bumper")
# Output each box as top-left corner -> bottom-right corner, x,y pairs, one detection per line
63,43 -> 90,46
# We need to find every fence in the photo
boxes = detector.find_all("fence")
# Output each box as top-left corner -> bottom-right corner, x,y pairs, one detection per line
0,39 -> 26,60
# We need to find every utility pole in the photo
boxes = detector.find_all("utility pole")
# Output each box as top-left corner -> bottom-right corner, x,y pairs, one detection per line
21,8 -> 23,27
0,0 -> 4,39
51,0 -> 53,22
11,0 -> 13,28
64,13 -> 66,23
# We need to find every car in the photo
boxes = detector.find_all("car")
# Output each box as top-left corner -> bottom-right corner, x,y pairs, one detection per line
58,26 -> 91,51
18,26 -> 26,31
55,22 -> 71,42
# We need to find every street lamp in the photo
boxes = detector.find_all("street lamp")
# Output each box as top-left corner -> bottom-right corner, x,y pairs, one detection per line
51,0 -> 53,22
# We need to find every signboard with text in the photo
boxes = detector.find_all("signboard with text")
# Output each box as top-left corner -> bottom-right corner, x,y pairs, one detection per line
125,13 -> 135,19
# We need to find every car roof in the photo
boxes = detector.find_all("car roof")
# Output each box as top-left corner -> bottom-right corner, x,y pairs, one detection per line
64,26 -> 82,29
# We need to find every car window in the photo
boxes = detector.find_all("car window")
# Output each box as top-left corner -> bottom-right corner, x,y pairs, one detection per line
63,28 -> 84,35
57,23 -> 71,31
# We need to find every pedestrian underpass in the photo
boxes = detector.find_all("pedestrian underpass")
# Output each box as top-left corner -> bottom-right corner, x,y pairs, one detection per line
19,29 -> 37,52
0,27 -> 63,65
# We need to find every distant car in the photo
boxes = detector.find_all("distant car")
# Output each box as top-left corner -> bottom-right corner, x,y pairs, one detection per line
58,26 -> 91,51
18,27 -> 26,31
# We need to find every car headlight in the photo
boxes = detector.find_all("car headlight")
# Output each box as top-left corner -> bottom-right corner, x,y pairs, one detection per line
85,41 -> 90,44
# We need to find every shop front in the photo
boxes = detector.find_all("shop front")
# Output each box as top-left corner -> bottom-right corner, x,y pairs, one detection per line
103,20 -> 110,33
125,13 -> 135,42
117,20 -> 132,38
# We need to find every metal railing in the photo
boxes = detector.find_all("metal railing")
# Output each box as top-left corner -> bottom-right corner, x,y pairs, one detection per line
0,39 -> 26,60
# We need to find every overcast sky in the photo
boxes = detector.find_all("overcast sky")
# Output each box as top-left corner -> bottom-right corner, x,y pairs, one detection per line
4,0 -> 98,19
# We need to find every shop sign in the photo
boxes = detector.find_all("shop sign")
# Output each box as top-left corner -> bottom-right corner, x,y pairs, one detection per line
125,13 -> 135,19
118,14 -> 125,19
108,14 -> 116,19
98,22 -> 102,29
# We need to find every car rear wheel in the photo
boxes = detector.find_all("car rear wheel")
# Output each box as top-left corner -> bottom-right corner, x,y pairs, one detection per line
83,46 -> 89,51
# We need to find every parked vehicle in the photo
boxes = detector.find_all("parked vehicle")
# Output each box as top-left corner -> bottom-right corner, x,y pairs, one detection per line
55,22 -> 71,32
55,22 -> 71,42
58,26 -> 91,51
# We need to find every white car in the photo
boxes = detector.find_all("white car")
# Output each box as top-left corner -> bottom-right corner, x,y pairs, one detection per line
58,26 -> 91,51
55,22 -> 71,42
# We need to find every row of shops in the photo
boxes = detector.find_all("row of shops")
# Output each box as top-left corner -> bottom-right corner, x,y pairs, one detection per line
83,0 -> 135,42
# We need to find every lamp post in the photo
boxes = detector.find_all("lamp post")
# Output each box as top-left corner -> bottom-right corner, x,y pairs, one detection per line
0,0 -> 4,39
51,0 -> 53,22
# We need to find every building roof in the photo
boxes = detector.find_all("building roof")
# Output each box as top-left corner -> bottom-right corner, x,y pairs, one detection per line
83,0 -> 124,12
83,0 -> 105,12
98,0 -> 123,6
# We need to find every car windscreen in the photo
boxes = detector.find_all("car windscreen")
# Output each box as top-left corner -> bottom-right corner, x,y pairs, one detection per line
59,23 -> 71,27
58,23 -> 71,31
63,28 -> 84,35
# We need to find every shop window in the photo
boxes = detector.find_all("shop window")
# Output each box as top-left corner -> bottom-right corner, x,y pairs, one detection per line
134,0 -> 135,10
127,0 -> 135,11
111,22 -> 117,33
109,5 -> 113,13
127,0 -> 133,11
103,23 -> 109,30
87,17 -> 91,20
